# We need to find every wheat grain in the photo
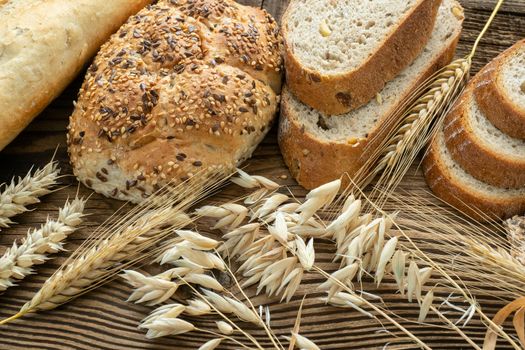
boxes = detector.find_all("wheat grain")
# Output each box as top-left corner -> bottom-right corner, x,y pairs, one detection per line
216,320 -> 234,335
0,197 -> 86,291
199,338 -> 223,350
0,161 -> 60,229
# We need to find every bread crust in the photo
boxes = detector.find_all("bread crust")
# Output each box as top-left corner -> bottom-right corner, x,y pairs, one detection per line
68,0 -> 283,203
282,0 -> 442,116
0,0 -> 151,151
423,132 -> 525,221
278,23 -> 460,190
443,80 -> 525,189
474,39 -> 525,140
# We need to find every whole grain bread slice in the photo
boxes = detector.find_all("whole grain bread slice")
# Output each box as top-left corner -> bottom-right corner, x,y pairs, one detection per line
443,76 -> 525,189
282,0 -> 444,115
278,0 -> 463,189
423,128 -> 525,220
474,39 -> 525,140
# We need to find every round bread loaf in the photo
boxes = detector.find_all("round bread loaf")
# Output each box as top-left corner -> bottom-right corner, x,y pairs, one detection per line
68,0 -> 283,203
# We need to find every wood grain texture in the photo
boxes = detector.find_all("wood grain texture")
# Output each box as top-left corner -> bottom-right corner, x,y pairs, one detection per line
0,0 -> 524,349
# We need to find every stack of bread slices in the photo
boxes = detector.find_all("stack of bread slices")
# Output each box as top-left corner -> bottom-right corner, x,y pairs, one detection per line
423,40 -> 525,220
278,0 -> 464,189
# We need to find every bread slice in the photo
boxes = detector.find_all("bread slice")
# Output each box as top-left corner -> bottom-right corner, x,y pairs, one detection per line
474,39 -> 525,140
278,0 -> 463,189
443,78 -> 525,189
282,0 -> 444,115
423,128 -> 525,220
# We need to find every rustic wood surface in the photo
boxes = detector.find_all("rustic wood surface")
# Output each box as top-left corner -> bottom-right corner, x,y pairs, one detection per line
0,1 -> 524,349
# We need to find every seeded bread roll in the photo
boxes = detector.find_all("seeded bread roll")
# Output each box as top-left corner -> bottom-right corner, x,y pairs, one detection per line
68,0 -> 283,203
282,0 -> 442,115
0,0 -> 151,151
474,39 -> 525,140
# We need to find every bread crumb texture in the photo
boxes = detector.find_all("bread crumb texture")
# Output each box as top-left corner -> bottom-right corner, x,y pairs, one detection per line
68,0 -> 283,203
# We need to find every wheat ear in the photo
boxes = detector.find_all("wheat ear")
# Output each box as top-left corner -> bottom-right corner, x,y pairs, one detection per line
0,197 -> 86,292
0,161 -> 60,229
0,170 -> 228,324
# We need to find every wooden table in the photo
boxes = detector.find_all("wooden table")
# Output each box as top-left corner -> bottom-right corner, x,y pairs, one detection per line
0,1 -> 523,349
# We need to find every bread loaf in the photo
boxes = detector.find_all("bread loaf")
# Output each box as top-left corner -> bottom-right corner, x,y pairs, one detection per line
278,0 -> 463,189
474,39 -> 525,140
68,0 -> 283,203
0,0 -> 151,151
443,77 -> 525,189
423,128 -> 525,220
281,0 -> 441,115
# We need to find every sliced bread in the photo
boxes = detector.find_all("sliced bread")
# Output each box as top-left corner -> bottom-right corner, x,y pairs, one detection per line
474,39 -> 525,140
443,77 -> 525,189
278,0 -> 463,189
281,0 -> 444,115
423,128 -> 525,220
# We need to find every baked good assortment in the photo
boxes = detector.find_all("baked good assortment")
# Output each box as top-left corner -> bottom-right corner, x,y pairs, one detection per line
0,0 -> 151,151
279,0 -> 464,189
423,41 -> 525,220
281,0 -> 441,115
67,0 -> 283,203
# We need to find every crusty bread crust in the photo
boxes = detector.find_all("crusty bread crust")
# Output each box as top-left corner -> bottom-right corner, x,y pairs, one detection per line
423,132 -> 525,221
282,0 -> 442,116
68,0 -> 283,203
474,39 -> 525,140
278,22 -> 460,190
0,0 -> 151,151
443,79 -> 525,189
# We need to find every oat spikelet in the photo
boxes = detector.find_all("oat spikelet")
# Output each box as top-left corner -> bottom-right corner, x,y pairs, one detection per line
1,171 -> 228,324
231,169 -> 279,204
199,338 -> 223,350
0,197 -> 86,291
289,332 -> 320,350
195,203 -> 248,230
122,270 -> 180,306
0,161 -> 60,229
296,179 -> 340,224
139,316 -> 195,339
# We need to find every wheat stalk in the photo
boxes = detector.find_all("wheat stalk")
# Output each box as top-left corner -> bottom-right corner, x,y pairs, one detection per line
0,197 -> 86,292
0,161 -> 60,229
0,170 -> 229,324
506,216 -> 525,265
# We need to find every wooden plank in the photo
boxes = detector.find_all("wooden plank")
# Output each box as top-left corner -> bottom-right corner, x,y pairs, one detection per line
0,0 -> 523,349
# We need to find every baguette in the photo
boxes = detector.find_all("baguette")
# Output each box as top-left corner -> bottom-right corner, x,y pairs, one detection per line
281,0 -> 442,115
474,39 -> 525,140
0,0 -> 151,151
443,77 -> 525,189
278,0 -> 463,189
